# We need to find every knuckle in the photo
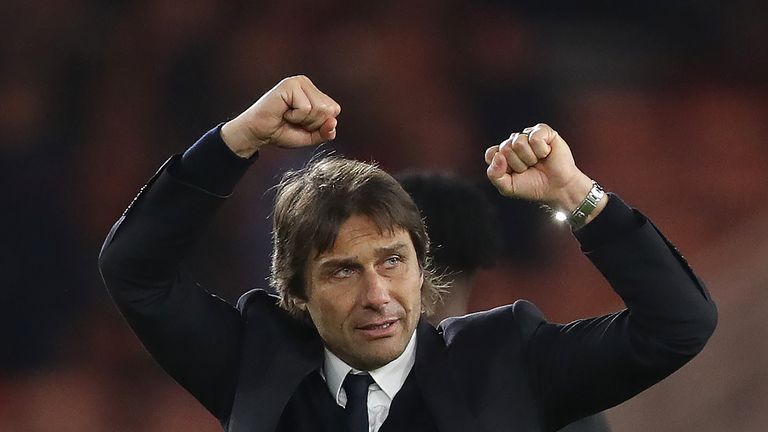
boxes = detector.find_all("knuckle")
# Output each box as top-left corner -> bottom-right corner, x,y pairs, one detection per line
498,140 -> 512,153
318,103 -> 333,115
286,75 -> 311,88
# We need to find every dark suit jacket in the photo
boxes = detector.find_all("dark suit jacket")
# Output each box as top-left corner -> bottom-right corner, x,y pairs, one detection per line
98,153 -> 717,432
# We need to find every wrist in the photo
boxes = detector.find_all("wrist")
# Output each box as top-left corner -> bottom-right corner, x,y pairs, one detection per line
221,119 -> 263,158
550,174 -> 608,229
550,173 -> 594,213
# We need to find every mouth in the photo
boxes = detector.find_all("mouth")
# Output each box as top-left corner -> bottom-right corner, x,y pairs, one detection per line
356,318 -> 400,339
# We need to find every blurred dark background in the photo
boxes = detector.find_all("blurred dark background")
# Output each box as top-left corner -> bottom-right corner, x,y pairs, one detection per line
2,1 -> 767,430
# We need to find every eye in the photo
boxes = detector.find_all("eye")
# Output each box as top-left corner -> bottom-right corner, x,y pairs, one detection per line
332,267 -> 355,279
383,256 -> 402,269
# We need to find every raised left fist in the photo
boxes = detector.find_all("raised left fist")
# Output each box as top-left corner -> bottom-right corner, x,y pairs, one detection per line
484,123 -> 595,213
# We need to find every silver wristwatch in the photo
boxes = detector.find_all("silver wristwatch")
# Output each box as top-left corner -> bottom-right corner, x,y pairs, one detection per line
567,181 -> 605,229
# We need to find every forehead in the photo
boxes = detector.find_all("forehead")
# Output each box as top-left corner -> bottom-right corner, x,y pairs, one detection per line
313,214 -> 414,261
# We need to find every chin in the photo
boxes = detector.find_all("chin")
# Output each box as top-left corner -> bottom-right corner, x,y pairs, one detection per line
356,343 -> 407,370
354,355 -> 395,371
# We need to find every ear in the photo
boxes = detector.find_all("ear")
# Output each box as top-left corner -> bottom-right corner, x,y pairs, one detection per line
419,271 -> 427,313
294,297 -> 308,311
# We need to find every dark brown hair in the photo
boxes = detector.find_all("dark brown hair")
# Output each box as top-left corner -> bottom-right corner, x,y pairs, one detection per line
270,156 -> 442,317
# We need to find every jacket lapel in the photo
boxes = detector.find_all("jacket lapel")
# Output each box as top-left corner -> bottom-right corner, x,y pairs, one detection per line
414,318 -> 478,432
227,298 -> 324,432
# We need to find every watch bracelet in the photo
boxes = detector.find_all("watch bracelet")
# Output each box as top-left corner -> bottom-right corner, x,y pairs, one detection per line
567,181 -> 605,229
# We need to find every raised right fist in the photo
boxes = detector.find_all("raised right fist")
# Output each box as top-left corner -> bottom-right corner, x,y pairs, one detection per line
221,75 -> 342,158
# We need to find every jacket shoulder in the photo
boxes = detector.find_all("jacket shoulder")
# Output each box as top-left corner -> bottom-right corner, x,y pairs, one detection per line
436,300 -> 550,423
235,289 -> 318,340
439,299 -> 547,346
236,289 -> 280,314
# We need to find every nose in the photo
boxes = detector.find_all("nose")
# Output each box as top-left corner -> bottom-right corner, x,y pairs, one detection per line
361,271 -> 391,309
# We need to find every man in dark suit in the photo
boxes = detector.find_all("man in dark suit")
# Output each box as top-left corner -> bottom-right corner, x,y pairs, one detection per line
99,75 -> 717,432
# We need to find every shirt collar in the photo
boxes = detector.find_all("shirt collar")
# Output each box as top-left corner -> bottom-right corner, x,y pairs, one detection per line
322,330 -> 417,404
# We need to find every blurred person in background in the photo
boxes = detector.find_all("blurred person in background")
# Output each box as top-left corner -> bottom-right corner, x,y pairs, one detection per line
98,75 -> 717,432
396,172 -> 503,325
397,172 -> 611,431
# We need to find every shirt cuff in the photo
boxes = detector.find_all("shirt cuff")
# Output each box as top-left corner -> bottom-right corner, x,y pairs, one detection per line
175,123 -> 258,196
573,193 -> 643,251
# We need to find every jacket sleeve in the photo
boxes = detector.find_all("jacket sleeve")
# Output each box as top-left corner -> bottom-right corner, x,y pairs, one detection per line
97,125 -> 255,421
520,195 -> 718,431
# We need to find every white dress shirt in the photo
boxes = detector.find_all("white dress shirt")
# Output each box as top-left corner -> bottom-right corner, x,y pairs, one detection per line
321,332 -> 417,432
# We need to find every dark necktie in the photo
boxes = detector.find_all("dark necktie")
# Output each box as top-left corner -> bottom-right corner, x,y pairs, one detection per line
342,373 -> 374,432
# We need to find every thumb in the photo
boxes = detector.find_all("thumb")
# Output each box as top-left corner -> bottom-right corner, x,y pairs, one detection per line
318,117 -> 337,141
487,152 -> 513,194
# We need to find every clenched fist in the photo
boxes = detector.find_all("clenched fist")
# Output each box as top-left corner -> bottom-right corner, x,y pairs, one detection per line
221,75 -> 341,158
485,123 -> 607,220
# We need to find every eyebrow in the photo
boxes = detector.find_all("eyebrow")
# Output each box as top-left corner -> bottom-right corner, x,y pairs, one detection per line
374,241 -> 409,257
316,241 -> 410,271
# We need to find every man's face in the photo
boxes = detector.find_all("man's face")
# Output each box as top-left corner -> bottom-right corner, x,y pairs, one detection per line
302,215 -> 423,371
